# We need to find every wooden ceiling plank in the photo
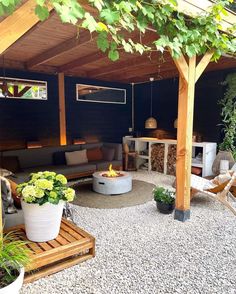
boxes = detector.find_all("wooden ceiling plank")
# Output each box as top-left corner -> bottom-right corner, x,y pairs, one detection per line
113,68 -> 179,83
87,53 -> 159,78
58,31 -> 157,73
27,31 -> 94,68
0,0 -> 53,55
58,51 -> 106,72
176,0 -> 236,36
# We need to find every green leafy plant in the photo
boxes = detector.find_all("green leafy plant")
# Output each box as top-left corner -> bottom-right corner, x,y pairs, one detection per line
153,186 -> 175,204
218,73 -> 236,158
0,231 -> 30,288
16,171 -> 75,205
0,1 -> 236,62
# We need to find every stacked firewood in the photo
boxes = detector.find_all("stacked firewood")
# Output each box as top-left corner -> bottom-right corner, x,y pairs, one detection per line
167,145 -> 177,175
151,144 -> 165,173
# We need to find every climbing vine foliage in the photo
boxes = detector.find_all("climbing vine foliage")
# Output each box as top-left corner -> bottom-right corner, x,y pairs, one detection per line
219,73 -> 236,158
0,0 -> 236,61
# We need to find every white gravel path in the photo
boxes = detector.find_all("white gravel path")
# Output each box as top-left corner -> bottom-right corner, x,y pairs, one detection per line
22,171 -> 236,294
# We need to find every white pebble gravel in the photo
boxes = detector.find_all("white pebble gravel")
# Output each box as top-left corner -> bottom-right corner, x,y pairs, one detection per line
21,171 -> 236,294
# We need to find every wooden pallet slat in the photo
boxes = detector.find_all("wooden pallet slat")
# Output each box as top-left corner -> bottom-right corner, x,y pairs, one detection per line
47,239 -> 61,248
59,228 -> 77,242
24,253 -> 94,284
55,234 -> 70,245
4,218 -> 95,283
60,222 -> 84,240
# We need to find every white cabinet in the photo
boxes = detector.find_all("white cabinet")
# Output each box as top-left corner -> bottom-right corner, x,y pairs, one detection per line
123,137 -> 217,177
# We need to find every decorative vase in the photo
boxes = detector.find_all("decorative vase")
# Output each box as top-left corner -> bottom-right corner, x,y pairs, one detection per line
156,201 -> 175,214
0,267 -> 24,294
212,150 -> 235,175
21,200 -> 65,242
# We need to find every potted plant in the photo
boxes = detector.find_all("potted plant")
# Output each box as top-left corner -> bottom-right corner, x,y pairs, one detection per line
0,231 -> 30,294
153,186 -> 175,214
16,171 -> 75,242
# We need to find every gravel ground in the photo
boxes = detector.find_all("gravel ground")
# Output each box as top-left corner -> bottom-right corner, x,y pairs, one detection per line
22,171 -> 236,294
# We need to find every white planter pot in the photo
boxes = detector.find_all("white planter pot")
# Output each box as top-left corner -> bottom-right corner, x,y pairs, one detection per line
0,267 -> 24,294
21,200 -> 65,242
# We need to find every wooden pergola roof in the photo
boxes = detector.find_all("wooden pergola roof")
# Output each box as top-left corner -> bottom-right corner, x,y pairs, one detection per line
0,0 -> 236,83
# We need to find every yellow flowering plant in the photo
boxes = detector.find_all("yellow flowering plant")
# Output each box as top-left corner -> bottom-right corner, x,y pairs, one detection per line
16,171 -> 75,205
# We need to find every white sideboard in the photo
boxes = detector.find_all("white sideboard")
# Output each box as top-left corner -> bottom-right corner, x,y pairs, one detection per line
123,137 -> 217,177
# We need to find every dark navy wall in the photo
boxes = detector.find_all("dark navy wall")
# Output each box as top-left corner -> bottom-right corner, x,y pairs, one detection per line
134,69 -> 235,143
134,78 -> 178,137
0,67 -> 234,150
65,77 -> 131,144
0,69 -> 132,150
0,69 -> 59,150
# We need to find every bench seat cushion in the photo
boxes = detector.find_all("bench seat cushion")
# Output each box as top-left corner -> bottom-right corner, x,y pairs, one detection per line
10,163 -> 97,183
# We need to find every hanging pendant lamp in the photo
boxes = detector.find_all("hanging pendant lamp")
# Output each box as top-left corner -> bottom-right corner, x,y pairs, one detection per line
145,77 -> 157,129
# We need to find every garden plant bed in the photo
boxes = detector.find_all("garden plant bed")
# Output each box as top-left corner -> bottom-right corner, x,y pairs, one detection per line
4,219 -> 95,284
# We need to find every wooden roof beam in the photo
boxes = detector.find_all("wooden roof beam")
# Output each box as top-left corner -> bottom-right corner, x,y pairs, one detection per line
86,52 -> 164,78
27,31 -> 95,69
0,0 -> 53,55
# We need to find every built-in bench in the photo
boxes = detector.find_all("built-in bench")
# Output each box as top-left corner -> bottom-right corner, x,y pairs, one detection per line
2,142 -> 123,183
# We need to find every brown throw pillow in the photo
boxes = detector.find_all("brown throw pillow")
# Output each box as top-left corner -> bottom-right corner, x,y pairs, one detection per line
0,156 -> 21,173
87,148 -> 103,161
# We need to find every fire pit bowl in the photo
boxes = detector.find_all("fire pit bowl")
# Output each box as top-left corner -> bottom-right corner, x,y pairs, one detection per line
93,171 -> 132,195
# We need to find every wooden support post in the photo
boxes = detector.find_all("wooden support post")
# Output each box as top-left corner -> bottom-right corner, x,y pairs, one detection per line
174,50 -> 213,221
174,56 -> 196,221
58,73 -> 67,145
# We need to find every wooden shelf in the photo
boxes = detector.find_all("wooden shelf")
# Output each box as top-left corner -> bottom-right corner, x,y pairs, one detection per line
4,218 -> 95,283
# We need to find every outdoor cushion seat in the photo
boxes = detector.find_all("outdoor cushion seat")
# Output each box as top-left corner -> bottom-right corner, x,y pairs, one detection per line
23,163 -> 97,176
10,163 -> 97,183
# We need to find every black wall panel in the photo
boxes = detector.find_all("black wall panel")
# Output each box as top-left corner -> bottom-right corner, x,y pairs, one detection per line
0,69 -> 131,149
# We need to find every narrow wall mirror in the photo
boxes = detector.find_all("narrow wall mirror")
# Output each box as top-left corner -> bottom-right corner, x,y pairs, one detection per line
76,84 -> 126,104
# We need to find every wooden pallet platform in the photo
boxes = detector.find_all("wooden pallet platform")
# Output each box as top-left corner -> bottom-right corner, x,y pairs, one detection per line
4,218 -> 95,283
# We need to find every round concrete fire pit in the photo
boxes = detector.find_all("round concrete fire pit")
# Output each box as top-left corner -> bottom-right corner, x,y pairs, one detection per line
93,171 -> 132,195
